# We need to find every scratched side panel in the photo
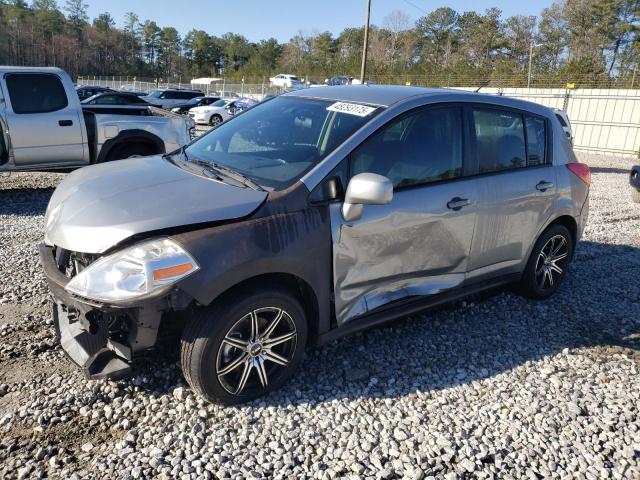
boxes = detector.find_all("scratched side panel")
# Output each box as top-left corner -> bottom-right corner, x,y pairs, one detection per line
171,187 -> 334,334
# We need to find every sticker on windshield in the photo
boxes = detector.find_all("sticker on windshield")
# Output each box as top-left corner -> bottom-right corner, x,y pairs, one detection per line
327,102 -> 376,117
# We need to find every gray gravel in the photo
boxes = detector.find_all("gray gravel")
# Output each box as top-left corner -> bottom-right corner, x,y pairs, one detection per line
0,153 -> 639,479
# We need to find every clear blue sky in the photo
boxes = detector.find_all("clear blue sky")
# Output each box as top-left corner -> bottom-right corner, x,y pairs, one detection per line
86,0 -> 554,42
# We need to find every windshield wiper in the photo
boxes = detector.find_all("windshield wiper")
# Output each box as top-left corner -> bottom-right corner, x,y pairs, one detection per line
177,147 -> 264,191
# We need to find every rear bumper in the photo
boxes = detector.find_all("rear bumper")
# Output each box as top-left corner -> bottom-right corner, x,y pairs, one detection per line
630,166 -> 640,191
39,243 -> 185,380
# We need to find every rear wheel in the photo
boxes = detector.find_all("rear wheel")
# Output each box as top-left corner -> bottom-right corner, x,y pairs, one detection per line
519,224 -> 573,299
106,143 -> 156,161
180,289 -> 307,405
209,114 -> 223,127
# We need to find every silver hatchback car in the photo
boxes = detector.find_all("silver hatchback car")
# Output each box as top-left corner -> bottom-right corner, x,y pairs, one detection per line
40,86 -> 590,404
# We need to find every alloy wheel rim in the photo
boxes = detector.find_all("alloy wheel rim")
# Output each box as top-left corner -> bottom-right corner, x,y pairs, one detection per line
211,117 -> 221,126
535,234 -> 569,289
216,307 -> 297,396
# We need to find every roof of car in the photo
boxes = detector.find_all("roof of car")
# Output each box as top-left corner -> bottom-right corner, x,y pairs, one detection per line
284,85 -> 465,107
283,84 -> 554,116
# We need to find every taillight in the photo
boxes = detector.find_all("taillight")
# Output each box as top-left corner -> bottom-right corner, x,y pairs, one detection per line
566,162 -> 591,186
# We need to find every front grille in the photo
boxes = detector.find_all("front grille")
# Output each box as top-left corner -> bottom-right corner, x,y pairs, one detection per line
53,247 -> 99,279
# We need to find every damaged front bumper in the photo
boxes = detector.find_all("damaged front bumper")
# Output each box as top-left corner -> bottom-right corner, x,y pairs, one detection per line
39,243 -> 187,380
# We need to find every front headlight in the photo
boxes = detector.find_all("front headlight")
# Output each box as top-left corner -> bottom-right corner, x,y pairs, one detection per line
65,238 -> 199,302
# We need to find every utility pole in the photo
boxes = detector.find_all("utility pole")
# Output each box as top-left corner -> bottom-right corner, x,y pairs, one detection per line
360,0 -> 372,84
528,42 -> 542,89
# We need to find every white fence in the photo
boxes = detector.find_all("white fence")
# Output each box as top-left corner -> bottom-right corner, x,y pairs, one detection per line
455,87 -> 640,157
77,77 -> 640,158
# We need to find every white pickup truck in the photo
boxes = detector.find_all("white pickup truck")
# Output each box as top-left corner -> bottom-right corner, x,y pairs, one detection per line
0,67 -> 194,171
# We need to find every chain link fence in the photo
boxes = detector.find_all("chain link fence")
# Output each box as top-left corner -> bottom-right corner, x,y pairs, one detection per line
76,76 -> 284,100
76,75 -> 640,158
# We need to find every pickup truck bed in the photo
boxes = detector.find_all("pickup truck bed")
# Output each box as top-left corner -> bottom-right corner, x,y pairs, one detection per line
0,66 -> 194,172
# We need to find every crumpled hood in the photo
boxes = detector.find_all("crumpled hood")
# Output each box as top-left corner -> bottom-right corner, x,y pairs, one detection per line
45,156 -> 267,254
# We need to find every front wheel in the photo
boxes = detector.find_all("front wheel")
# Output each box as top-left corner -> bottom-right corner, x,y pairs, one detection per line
180,289 -> 307,405
519,224 -> 573,299
209,114 -> 223,127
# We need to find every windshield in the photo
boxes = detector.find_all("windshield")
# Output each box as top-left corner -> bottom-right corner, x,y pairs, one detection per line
187,96 -> 204,105
185,96 -> 380,190
147,90 -> 163,98
209,99 -> 227,107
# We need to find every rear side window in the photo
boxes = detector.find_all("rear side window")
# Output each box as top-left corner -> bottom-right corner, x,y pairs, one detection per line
525,116 -> 546,166
351,106 -> 463,188
473,109 -> 526,172
5,74 -> 68,114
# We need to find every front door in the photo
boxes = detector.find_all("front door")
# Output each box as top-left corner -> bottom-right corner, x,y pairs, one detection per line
331,105 -> 478,324
2,72 -> 86,168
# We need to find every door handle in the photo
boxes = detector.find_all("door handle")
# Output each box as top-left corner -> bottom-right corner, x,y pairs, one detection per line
536,181 -> 554,192
447,197 -> 470,211
58,119 -> 73,127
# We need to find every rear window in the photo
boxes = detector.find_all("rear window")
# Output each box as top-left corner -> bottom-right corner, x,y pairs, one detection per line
6,73 -> 68,114
473,109 -> 526,172
525,116 -> 547,166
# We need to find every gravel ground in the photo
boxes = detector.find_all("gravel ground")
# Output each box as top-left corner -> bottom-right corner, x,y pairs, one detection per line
0,153 -> 638,479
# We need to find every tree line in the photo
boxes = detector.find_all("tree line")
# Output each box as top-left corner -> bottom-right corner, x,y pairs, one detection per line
0,0 -> 638,87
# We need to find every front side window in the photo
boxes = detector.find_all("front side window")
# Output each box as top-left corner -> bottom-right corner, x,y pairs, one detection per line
351,106 -> 463,188
473,109 -> 526,172
6,74 -> 68,114
185,97 -> 379,190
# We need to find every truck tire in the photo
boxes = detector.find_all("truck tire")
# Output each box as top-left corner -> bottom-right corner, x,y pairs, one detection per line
180,288 -> 307,405
106,143 -> 156,162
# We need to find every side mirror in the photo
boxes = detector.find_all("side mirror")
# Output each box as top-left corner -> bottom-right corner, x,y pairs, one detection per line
342,173 -> 393,222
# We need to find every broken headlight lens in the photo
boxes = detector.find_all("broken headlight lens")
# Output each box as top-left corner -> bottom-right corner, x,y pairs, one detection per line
65,238 -> 199,302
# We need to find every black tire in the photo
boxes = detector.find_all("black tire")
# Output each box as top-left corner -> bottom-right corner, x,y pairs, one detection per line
209,114 -> 223,127
106,143 -> 156,161
632,188 -> 640,204
180,288 -> 307,405
519,224 -> 573,299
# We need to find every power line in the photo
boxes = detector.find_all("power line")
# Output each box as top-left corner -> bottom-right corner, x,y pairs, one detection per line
402,0 -> 428,15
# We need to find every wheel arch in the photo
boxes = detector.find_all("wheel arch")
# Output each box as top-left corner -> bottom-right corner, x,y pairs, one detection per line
547,215 -> 578,250
199,272 -> 321,344
97,129 -> 165,163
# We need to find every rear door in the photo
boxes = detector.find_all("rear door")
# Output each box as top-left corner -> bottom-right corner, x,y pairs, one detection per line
2,72 -> 85,167
331,105 -> 479,323
466,107 -> 556,281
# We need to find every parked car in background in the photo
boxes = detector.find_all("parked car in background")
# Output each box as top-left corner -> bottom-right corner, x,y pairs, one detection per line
40,85 -> 590,405
118,89 -> 149,97
325,76 -> 362,86
0,67 -> 194,171
170,96 -> 221,114
226,97 -> 258,116
269,74 -> 304,89
188,98 -> 234,126
81,92 -> 152,106
630,165 -> 640,203
553,108 -> 573,142
81,92 -> 154,116
141,88 -> 204,109
76,85 -> 115,101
